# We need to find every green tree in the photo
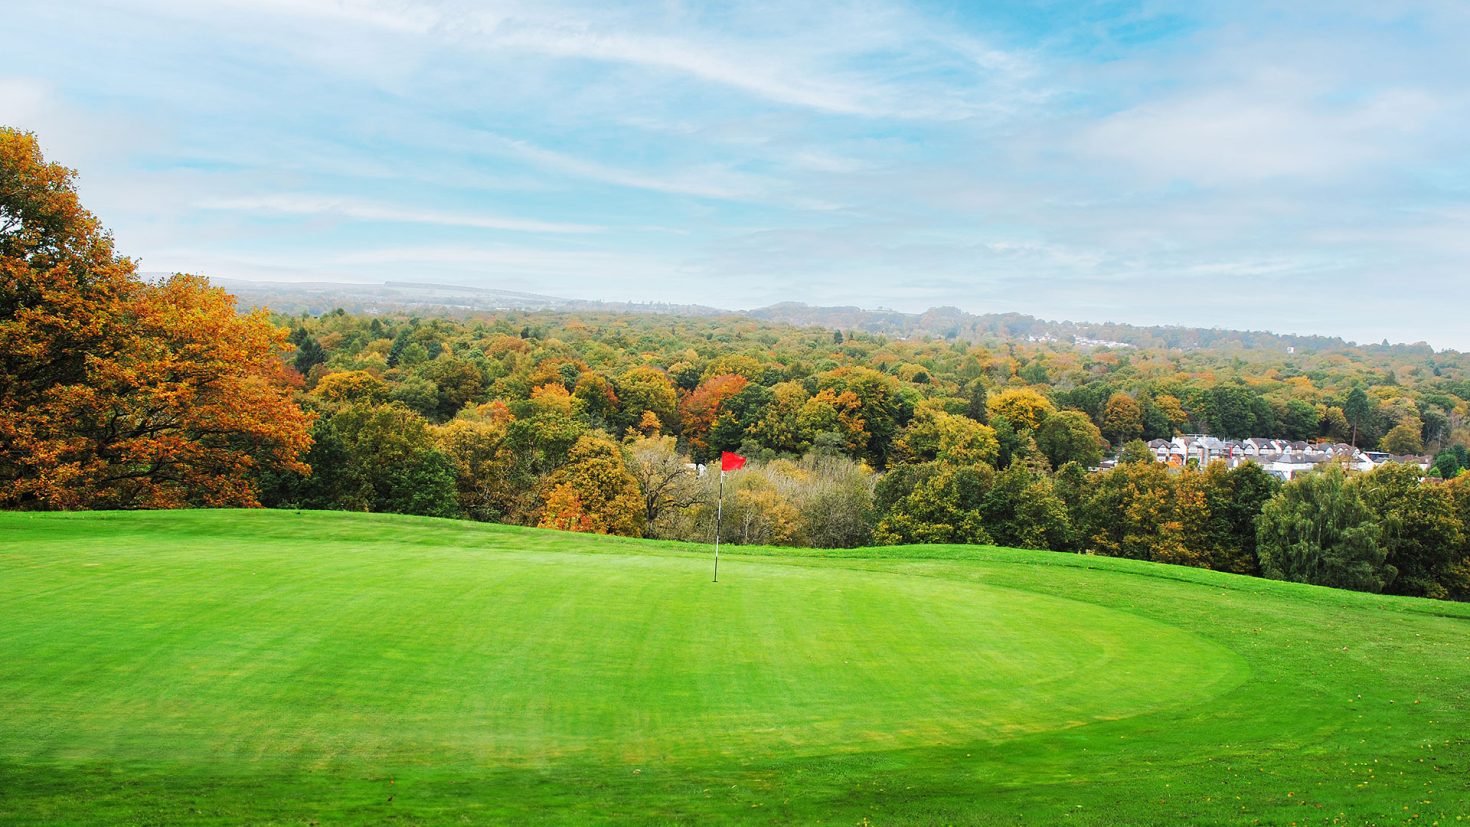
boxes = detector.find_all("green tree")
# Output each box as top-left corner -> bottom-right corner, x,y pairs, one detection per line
1117,439 -> 1155,465
1035,410 -> 1105,469
1434,451 -> 1462,479
1343,387 -> 1374,448
1193,461 -> 1280,575
982,464 -> 1071,551
290,330 -> 327,375
1257,467 -> 1386,592
297,402 -> 459,518
1352,463 -> 1462,597
874,463 -> 995,545
390,375 -> 440,418
1280,399 -> 1320,442
1203,386 -> 1262,438
964,380 -> 988,423
420,356 -> 487,422
1440,474 -> 1470,600
1050,461 -> 1089,551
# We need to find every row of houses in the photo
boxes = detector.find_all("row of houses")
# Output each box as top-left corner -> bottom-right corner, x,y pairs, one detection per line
1131,435 -> 1431,480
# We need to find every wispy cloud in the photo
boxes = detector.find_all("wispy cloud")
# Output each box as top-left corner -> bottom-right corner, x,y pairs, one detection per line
197,194 -> 603,234
476,133 -> 772,201
481,23 -> 886,117
1077,80 -> 1445,185
6,0 -> 1470,348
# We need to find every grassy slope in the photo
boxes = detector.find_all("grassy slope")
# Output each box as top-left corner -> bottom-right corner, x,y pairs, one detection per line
0,510 -> 1467,825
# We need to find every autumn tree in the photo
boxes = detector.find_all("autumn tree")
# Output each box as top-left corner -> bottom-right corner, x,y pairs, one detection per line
537,434 -> 644,536
1078,461 -> 1188,562
724,473 -> 803,546
310,370 -> 388,406
894,401 -> 1000,467
986,387 -> 1054,432
572,370 -> 618,428
1,128 -> 311,508
812,367 -> 906,467
434,404 -> 514,521
1381,418 -> 1424,455
750,381 -> 810,454
1100,392 -> 1144,446
679,373 -> 749,459
622,434 -> 703,537
797,388 -> 870,460
615,366 -> 679,434
706,382 -> 775,458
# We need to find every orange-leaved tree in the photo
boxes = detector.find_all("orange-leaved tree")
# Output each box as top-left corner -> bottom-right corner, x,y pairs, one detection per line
535,434 -> 644,536
0,127 -> 312,508
678,373 -> 747,458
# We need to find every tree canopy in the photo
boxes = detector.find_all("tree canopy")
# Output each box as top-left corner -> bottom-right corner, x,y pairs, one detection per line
1,128 -> 311,508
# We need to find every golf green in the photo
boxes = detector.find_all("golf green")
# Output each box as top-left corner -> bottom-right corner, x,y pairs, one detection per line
1,510 -> 1467,824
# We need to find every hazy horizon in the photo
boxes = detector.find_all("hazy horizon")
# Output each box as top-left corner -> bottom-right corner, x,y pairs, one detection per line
4,1 -> 1469,348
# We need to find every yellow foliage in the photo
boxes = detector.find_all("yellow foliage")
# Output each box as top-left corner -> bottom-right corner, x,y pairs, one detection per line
986,387 -> 1055,430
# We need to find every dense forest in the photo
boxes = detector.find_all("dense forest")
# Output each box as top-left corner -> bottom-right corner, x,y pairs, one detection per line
4,125 -> 1470,601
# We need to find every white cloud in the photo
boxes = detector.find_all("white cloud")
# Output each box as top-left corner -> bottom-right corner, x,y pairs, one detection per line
477,133 -> 771,200
477,22 -> 889,117
1077,83 -> 1444,185
143,0 -> 439,34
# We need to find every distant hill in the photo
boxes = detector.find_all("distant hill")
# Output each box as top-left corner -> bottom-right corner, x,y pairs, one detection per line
202,277 -> 727,319
747,302 -> 1444,356
196,277 -> 1451,355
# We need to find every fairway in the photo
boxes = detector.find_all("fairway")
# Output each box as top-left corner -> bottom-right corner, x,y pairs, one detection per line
2,511 -> 1468,824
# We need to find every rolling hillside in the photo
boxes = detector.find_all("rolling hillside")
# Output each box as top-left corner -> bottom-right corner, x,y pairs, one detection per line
2,510 -> 1467,824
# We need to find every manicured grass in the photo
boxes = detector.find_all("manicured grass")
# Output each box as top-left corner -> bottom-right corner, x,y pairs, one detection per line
1,510 -> 1468,824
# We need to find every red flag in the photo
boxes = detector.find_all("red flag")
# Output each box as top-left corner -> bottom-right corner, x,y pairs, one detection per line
720,451 -> 747,472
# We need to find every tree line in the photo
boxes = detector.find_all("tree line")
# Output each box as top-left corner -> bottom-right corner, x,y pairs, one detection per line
4,126 -> 1469,601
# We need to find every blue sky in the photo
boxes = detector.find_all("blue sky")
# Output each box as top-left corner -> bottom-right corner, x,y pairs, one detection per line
4,1 -> 1469,348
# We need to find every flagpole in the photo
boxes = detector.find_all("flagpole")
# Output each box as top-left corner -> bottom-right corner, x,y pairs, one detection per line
713,470 -> 724,582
